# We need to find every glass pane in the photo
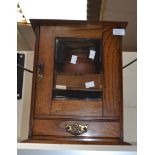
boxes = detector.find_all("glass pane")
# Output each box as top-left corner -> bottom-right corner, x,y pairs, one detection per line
52,37 -> 103,100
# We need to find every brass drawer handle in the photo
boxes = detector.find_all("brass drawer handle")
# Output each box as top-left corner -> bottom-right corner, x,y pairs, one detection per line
65,122 -> 88,136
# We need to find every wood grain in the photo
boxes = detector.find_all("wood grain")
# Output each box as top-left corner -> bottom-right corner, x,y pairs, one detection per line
34,26 -> 55,115
34,115 -> 119,121
23,137 -> 130,145
30,19 -> 127,29
102,26 -> 123,117
28,26 -> 40,138
51,99 -> 102,116
54,73 -> 103,91
55,26 -> 103,38
33,119 -> 120,137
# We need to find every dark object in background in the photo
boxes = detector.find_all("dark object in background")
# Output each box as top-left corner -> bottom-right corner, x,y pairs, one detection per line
87,0 -> 102,21
17,53 -> 25,99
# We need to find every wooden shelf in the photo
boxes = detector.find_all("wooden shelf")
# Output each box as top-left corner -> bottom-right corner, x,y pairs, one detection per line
54,87 -> 102,91
54,73 -> 103,91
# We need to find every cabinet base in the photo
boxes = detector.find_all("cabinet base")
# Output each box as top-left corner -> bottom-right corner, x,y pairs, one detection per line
22,136 -> 130,145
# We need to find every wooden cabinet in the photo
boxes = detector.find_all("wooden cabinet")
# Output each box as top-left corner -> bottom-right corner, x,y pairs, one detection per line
26,20 -> 129,144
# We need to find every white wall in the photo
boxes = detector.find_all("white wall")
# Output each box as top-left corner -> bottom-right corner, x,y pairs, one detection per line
17,51 -> 34,141
18,0 -> 87,21
123,52 -> 137,143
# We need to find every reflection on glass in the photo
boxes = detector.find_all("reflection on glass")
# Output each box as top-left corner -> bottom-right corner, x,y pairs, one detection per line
53,38 -> 103,100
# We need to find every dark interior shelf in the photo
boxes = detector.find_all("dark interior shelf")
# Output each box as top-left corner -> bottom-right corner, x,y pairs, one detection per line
53,89 -> 102,100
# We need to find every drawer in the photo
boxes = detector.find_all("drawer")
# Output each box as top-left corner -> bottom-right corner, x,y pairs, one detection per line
33,119 -> 120,137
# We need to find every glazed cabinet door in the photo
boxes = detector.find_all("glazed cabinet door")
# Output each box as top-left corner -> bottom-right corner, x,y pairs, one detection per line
34,25 -> 105,117
34,25 -> 122,117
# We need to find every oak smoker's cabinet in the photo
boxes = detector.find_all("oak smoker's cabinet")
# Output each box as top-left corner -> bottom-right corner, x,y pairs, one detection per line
27,20 -> 128,144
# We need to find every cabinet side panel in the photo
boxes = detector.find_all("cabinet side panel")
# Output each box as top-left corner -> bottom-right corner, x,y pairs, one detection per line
34,26 -> 55,114
103,26 -> 123,117
28,26 -> 40,138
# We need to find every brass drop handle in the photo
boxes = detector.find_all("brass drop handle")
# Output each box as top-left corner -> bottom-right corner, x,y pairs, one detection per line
37,64 -> 44,82
65,123 -> 88,136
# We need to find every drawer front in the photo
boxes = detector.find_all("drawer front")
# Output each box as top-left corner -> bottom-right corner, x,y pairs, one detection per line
33,119 -> 120,137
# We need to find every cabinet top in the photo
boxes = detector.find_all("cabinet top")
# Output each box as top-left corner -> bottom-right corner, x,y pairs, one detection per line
30,19 -> 128,29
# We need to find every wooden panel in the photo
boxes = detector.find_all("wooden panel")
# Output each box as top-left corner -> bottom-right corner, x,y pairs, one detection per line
103,26 -> 123,116
29,26 -> 40,138
51,99 -> 102,116
34,115 -> 119,121
55,25 -> 102,30
54,73 -> 103,91
55,26 -> 103,38
30,19 -> 127,28
23,138 -> 129,145
34,26 -> 55,115
33,119 -> 120,137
